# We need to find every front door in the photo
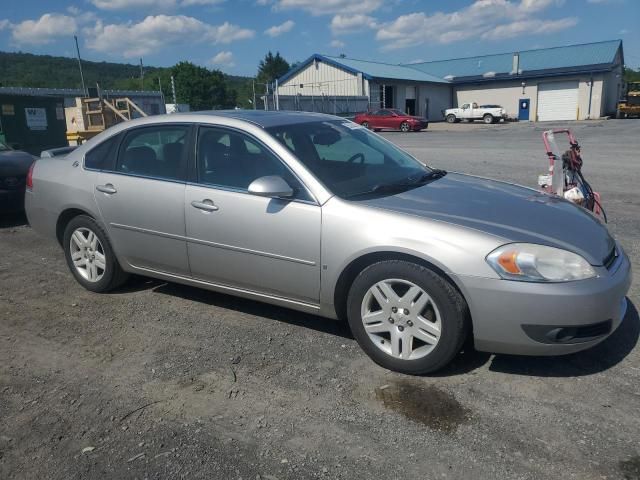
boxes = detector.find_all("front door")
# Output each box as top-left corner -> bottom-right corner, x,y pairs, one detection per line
184,126 -> 321,304
518,98 -> 530,121
93,124 -> 192,276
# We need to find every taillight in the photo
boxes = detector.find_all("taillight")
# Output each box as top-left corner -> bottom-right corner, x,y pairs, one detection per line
26,161 -> 36,190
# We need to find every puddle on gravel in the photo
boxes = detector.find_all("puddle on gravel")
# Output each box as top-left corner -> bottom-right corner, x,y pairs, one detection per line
620,456 -> 640,480
375,380 -> 469,432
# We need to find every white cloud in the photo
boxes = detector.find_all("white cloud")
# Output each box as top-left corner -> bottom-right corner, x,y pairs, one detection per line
330,14 -> 377,35
376,0 -> 577,50
90,0 -> 225,9
210,51 -> 235,67
273,0 -> 383,15
330,39 -> 345,48
481,17 -> 577,40
264,20 -> 295,37
11,14 -> 78,45
90,0 -> 176,9
181,0 -> 226,5
84,15 -> 254,58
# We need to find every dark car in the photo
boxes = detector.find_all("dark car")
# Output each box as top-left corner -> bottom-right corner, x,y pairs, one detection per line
354,109 -> 428,132
0,140 -> 36,214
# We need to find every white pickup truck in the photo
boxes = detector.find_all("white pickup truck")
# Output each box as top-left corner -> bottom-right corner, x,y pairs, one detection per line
444,103 -> 506,124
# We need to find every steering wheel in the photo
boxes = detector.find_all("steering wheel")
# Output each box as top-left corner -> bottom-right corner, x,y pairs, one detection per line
348,153 -> 365,164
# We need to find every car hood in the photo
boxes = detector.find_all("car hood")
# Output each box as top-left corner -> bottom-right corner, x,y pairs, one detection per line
358,172 -> 615,265
0,150 -> 36,176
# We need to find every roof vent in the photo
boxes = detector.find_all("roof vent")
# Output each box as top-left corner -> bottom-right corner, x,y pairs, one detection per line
444,74 -> 455,81
511,52 -> 520,74
483,71 -> 496,78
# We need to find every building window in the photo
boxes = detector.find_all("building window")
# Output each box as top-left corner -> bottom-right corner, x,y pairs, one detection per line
383,85 -> 394,108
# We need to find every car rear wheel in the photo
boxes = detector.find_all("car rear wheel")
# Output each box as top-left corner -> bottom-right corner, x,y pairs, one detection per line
400,122 -> 411,133
483,114 -> 494,124
63,215 -> 128,293
361,121 -> 370,129
446,114 -> 457,124
347,260 -> 469,374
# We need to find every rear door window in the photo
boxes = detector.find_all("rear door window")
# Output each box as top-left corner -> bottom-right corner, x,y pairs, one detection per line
116,125 -> 190,181
84,135 -> 119,170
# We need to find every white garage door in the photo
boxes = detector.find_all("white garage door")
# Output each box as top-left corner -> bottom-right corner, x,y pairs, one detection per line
537,81 -> 579,121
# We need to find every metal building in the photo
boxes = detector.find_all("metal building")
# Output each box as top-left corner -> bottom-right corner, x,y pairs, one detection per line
276,40 -> 624,122
276,54 -> 450,120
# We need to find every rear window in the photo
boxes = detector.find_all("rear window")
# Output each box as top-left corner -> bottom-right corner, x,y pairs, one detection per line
84,135 -> 119,170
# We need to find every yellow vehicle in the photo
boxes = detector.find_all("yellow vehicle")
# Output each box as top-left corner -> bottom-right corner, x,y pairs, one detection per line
617,82 -> 640,118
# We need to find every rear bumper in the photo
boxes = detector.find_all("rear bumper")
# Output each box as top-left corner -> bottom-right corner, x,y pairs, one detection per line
453,247 -> 632,356
24,190 -> 58,239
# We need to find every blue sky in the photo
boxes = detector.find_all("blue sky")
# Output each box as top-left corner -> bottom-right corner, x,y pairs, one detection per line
0,0 -> 637,76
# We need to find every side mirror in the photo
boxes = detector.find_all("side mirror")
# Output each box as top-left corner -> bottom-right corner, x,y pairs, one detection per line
248,175 -> 294,198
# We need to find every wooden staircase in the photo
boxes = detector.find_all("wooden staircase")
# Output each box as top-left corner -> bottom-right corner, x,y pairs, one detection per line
66,97 -> 148,144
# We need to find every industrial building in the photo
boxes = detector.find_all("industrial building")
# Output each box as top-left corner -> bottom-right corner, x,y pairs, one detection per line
0,87 -> 164,154
276,40 -> 624,122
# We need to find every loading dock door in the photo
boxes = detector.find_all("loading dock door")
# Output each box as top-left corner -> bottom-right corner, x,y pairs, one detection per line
537,81 -> 579,121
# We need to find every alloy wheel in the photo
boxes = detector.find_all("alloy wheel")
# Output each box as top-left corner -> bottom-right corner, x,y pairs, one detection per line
69,227 -> 106,283
360,278 -> 441,360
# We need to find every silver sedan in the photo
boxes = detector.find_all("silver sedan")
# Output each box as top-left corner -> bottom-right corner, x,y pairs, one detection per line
25,111 -> 631,374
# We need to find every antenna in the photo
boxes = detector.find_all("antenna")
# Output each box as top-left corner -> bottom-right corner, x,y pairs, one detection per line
74,35 -> 87,96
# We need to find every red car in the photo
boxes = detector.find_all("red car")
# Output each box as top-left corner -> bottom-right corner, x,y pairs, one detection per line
354,109 -> 428,132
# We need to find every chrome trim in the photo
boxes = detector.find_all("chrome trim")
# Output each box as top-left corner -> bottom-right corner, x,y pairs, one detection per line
110,222 -> 317,266
130,264 -> 321,311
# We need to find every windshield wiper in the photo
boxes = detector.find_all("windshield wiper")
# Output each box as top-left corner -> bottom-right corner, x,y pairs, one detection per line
344,169 -> 447,198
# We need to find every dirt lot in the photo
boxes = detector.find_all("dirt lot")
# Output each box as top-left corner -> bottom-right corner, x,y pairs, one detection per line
1,119 -> 639,480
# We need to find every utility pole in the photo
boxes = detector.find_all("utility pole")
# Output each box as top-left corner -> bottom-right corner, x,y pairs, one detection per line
252,80 -> 257,110
170,75 -> 178,112
264,82 -> 269,111
158,77 -> 166,113
74,35 -> 87,96
139,58 -> 144,90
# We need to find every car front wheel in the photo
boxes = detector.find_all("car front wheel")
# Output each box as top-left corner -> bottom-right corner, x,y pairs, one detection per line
446,114 -> 457,124
400,121 -> 411,132
347,260 -> 469,374
63,215 -> 129,293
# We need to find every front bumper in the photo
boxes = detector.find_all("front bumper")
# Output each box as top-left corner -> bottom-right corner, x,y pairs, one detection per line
454,247 -> 632,355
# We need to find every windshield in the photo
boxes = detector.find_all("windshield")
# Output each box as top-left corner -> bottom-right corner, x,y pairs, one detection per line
266,120 -> 436,199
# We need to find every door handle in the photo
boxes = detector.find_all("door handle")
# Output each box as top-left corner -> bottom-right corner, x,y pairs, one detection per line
96,184 -> 117,194
191,199 -> 219,212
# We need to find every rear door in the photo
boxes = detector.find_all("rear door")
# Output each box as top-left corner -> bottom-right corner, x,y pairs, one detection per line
92,124 -> 192,276
184,125 -> 321,303
370,110 -> 390,129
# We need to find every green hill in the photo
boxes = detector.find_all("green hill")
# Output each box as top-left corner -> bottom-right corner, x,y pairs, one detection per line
0,51 -> 254,108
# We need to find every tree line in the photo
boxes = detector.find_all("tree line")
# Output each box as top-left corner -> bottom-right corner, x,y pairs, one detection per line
0,50 -> 292,110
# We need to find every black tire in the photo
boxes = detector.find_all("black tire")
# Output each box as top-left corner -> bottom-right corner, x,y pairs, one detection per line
446,114 -> 457,124
361,121 -> 370,129
347,260 -> 469,374
483,114 -> 494,124
63,215 -> 129,293
400,121 -> 410,132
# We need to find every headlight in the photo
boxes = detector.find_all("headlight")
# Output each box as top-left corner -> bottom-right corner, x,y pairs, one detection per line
486,243 -> 596,282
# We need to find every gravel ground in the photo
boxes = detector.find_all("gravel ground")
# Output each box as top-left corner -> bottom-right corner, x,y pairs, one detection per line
1,119 -> 639,480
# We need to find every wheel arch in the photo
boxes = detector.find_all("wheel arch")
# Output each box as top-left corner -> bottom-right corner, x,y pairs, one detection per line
332,250 -> 470,325
56,208 -> 95,246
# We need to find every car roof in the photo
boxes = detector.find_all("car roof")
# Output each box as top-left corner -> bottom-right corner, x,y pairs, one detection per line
180,109 -> 342,128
